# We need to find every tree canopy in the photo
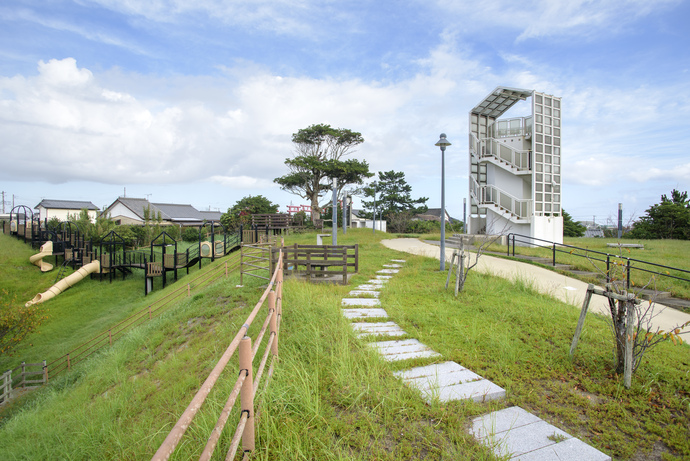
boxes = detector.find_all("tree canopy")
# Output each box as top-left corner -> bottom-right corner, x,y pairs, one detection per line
220,195 -> 279,230
274,124 -> 370,223
563,210 -> 586,237
360,170 -> 428,222
628,189 -> 690,240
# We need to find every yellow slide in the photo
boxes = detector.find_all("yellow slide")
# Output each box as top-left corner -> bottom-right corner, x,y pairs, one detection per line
29,241 -> 54,272
25,260 -> 101,307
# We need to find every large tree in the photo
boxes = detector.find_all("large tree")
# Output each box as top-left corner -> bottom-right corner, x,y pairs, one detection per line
563,210 -> 586,237
274,124 -> 370,223
628,189 -> 690,240
220,195 -> 279,230
360,170 -> 428,222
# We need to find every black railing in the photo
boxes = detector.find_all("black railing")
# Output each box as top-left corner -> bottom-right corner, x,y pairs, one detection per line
506,233 -> 690,290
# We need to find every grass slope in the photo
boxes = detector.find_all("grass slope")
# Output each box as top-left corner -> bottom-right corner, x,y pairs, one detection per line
0,229 -> 688,460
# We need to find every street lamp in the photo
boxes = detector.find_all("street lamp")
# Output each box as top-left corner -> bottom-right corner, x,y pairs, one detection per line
435,133 -> 451,271
372,181 -> 377,234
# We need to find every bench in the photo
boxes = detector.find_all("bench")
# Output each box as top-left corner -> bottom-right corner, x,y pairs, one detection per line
273,244 -> 358,285
607,243 -> 644,249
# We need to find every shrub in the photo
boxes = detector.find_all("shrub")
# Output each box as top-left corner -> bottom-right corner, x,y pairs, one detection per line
182,227 -> 200,243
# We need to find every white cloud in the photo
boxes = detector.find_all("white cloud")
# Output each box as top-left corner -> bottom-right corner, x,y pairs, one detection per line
81,0 -> 328,36
434,0 -> 681,41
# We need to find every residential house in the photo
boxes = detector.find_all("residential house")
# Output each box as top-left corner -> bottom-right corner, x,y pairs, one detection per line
35,199 -> 99,222
103,197 -> 213,227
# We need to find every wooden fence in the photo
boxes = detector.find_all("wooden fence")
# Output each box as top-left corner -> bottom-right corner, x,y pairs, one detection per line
1,361 -> 46,405
274,244 -> 358,285
250,213 -> 291,229
153,249 -> 284,460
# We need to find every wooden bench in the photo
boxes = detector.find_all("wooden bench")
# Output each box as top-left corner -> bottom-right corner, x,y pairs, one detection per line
273,244 -> 358,285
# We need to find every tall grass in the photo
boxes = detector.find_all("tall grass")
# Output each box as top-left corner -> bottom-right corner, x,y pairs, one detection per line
0,229 -> 688,459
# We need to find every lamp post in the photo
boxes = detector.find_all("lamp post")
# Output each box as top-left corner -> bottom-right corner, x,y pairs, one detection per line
435,133 -> 451,271
372,182 -> 377,234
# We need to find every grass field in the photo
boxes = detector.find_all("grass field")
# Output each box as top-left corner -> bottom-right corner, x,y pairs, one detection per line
416,232 -> 690,300
0,233 -> 226,369
1,229 -> 688,460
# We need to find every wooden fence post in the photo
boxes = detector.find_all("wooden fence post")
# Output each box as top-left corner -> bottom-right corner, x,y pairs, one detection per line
43,360 -> 47,384
624,295 -> 635,388
21,361 -> 26,388
268,291 -> 278,356
239,336 -> 255,452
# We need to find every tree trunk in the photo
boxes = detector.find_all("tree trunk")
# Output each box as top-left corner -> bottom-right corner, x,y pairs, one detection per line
614,299 -> 628,374
310,197 -> 321,224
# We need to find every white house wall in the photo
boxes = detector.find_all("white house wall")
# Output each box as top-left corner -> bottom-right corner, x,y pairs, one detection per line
37,207 -> 97,223
108,203 -> 142,222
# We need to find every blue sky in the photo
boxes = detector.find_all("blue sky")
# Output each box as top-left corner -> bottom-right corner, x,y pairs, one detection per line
2,0 -> 689,227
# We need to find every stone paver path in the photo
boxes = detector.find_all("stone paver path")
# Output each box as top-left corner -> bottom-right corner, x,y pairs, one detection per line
471,407 -> 611,460
352,321 -> 406,337
395,361 -> 505,403
349,290 -> 380,297
342,308 -> 388,319
369,339 -> 442,361
342,298 -> 380,307
337,255 -> 610,461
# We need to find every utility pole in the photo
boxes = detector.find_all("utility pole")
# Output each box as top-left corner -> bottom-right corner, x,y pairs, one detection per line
1,191 -> 4,213
618,203 -> 623,239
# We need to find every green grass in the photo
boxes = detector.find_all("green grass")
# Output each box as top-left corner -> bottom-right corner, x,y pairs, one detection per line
0,233 -> 230,371
471,236 -> 690,300
1,229 -> 688,460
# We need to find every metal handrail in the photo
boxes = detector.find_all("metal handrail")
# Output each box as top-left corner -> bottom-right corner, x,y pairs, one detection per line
506,233 -> 690,290
470,177 -> 531,219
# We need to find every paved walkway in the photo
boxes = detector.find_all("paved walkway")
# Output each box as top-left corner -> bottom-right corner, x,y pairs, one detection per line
340,257 -> 610,460
381,238 -> 690,334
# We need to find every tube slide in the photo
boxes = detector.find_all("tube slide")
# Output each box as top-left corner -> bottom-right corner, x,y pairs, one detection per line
29,241 -> 54,272
25,260 -> 100,307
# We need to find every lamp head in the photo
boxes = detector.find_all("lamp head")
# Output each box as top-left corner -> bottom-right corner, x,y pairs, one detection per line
435,133 -> 451,151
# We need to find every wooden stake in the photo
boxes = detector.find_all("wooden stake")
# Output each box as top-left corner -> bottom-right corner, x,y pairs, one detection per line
570,284 -> 595,358
624,296 -> 635,388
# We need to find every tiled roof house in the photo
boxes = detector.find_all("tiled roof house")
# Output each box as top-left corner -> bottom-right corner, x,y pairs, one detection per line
35,199 -> 100,222
103,197 -> 212,226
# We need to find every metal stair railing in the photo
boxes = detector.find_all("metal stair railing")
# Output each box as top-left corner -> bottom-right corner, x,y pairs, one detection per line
470,133 -> 531,172
470,176 -> 532,220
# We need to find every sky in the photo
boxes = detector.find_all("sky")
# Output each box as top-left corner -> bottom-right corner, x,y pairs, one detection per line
1,0 -> 689,227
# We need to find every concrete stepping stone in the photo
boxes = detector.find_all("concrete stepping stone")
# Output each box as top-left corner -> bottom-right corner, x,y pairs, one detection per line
342,298 -> 380,307
368,339 -> 441,362
352,321 -> 406,337
366,279 -> 386,285
349,290 -> 380,297
391,259 -> 406,263
377,269 -> 399,274
357,284 -> 381,290
394,361 -> 505,403
382,264 -> 403,268
342,308 -> 388,319
471,406 -> 610,460
375,275 -> 393,280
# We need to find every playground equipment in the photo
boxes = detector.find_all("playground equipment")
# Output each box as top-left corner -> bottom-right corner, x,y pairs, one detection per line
25,260 -> 101,307
29,241 -> 54,272
9,208 -> 242,297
